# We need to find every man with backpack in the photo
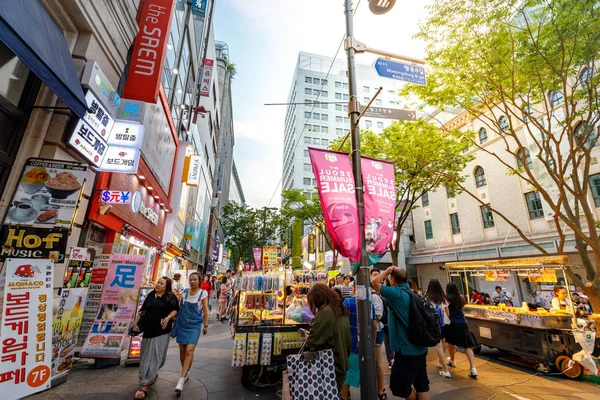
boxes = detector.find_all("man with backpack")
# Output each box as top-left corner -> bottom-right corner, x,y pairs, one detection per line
372,267 -> 432,400
371,269 -> 388,400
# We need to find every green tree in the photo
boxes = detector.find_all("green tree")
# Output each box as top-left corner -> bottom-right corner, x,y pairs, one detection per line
402,0 -> 600,308
331,120 -> 471,265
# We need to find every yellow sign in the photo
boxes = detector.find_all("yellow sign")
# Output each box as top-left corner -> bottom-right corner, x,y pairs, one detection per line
528,269 -> 558,283
485,270 -> 508,282
262,246 -> 278,265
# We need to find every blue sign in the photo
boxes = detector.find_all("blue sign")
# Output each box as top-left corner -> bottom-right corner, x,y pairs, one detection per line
374,58 -> 427,86
187,0 -> 207,17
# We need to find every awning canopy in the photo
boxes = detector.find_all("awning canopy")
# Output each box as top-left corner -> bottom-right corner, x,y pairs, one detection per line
0,1 -> 87,117
445,255 -> 570,269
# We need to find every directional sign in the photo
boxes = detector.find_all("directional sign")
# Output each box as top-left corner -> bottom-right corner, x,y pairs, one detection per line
359,105 -> 416,121
374,58 -> 427,86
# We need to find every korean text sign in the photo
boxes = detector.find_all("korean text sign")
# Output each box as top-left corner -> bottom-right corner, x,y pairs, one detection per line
77,255 -> 110,348
199,59 -> 214,97
0,258 -> 53,398
79,254 -> 145,358
309,148 -> 360,262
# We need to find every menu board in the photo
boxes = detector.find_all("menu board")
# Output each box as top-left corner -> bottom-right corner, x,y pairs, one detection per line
79,254 -> 145,358
0,258 -> 53,398
2,158 -> 86,227
77,255 -> 110,348
262,246 -> 278,266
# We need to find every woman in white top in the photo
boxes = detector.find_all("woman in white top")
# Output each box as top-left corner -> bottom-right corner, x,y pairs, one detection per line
172,272 -> 209,393
551,285 -> 571,311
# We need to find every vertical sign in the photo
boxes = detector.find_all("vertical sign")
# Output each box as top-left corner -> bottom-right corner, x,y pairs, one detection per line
123,0 -> 176,103
199,59 -> 214,97
252,248 -> 262,270
80,254 -> 145,358
188,0 -> 207,17
77,255 -> 110,348
0,259 -> 53,398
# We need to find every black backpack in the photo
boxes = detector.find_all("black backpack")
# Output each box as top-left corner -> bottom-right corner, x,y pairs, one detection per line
388,288 -> 441,347
373,292 -> 389,325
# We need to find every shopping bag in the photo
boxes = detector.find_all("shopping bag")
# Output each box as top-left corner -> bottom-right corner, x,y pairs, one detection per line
281,370 -> 291,400
286,349 -> 339,400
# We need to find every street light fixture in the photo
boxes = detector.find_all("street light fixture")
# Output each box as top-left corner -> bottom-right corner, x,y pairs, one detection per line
368,0 -> 396,15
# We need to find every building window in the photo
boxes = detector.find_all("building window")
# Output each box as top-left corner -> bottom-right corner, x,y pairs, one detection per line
304,111 -> 311,118
343,82 -> 348,89
363,86 -> 370,93
304,150 -> 309,157
581,67 -> 593,89
304,136 -> 311,144
364,97 -> 371,104
343,94 -> 349,100
575,121 -> 597,147
312,178 -> 317,185
305,76 -> 312,83
335,92 -> 342,100
305,88 -> 312,95
525,192 -> 544,220
336,116 -> 343,123
480,205 -> 495,229
479,127 -> 488,144
312,138 -> 320,144
336,104 -> 342,111
303,177 -> 311,185
336,128 -> 343,135
321,114 -> 328,121
344,117 -> 349,124
424,220 -> 433,240
388,90 -> 395,95
548,90 -> 564,107
335,81 -> 342,88
375,99 -> 382,106
516,148 -> 533,170
589,174 -> 600,207
450,213 -> 461,235
377,121 -> 384,129
343,105 -> 348,112
313,113 -> 320,120
365,120 -> 372,127
322,126 -> 329,133
474,166 -> 487,188
389,100 -> 396,105
303,163 -> 312,172
321,139 -> 329,146
446,185 -> 455,198
522,104 -> 533,122
344,129 -> 350,134
498,115 -> 509,132
321,90 -> 328,97
321,103 -> 328,109
422,192 -> 429,207
313,125 -> 320,132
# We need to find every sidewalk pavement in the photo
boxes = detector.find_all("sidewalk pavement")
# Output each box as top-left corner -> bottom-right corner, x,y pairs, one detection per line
27,313 -> 600,399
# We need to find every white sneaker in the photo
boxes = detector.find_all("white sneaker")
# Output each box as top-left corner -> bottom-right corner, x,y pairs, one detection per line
447,357 -> 456,367
469,368 -> 478,378
439,370 -> 451,379
175,377 -> 185,393
184,373 -> 190,383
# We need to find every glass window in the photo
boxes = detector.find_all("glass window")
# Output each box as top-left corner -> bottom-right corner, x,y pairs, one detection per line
335,81 -> 342,88
474,166 -> 487,188
424,220 -> 433,240
304,163 -> 312,172
581,67 -> 593,89
389,100 -> 396,105
336,128 -> 343,135
343,82 -> 349,89
336,104 -> 342,111
363,86 -> 370,93
480,205 -> 495,228
313,113 -> 320,120
377,122 -> 384,129
525,192 -> 544,220
304,136 -> 311,144
321,114 -> 328,121
313,138 -> 320,144
548,90 -> 564,107
343,105 -> 348,112
516,149 -> 533,170
321,139 -> 328,146
446,185 -> 455,198
321,103 -> 328,109
344,117 -> 349,124
305,111 -> 311,118
375,99 -> 382,106
388,90 -> 395,95
335,92 -> 342,100
344,129 -> 350,134
313,125 -> 320,132
522,104 -> 533,122
312,178 -> 317,185
365,120 -> 372,127
303,177 -> 311,185
305,88 -> 312,95
321,90 -> 328,97
304,150 -> 309,157
498,115 -> 509,132
364,97 -> 371,104
322,126 -> 329,133
422,192 -> 429,207
589,174 -> 600,207
450,213 -> 461,235
321,79 -> 328,85
0,43 -> 30,107
479,127 -> 488,144
336,116 -> 343,123
575,122 -> 597,147
305,124 -> 312,131
305,76 -> 312,83
343,94 -> 349,100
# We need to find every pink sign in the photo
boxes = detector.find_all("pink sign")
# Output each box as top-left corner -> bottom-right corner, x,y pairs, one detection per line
80,254 -> 146,358
309,148 -> 360,262
253,248 -> 262,270
362,157 -> 397,255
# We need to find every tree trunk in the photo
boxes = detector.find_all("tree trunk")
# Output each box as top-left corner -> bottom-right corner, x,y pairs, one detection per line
391,250 -> 399,267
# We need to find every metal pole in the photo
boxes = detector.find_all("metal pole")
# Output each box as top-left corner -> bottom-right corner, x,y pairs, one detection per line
344,0 -> 377,398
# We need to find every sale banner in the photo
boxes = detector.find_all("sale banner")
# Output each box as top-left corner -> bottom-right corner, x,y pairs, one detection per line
79,254 -> 145,358
253,248 -> 262,270
0,258 -> 54,398
51,288 -> 88,380
309,148 -> 360,262
77,254 -> 110,348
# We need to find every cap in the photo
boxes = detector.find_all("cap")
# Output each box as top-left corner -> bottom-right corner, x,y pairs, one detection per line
502,287 -> 508,292
580,294 -> 588,299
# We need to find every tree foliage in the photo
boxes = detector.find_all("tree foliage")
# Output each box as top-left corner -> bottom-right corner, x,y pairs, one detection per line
330,120 -> 471,264
401,0 -> 600,306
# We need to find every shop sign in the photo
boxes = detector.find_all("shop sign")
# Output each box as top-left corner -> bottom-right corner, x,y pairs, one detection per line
107,121 -> 145,148
100,190 -> 132,205
262,246 -> 278,266
51,288 -> 88,381
126,287 -> 152,360
141,101 -> 176,193
98,146 -> 141,174
81,61 -> 117,111
69,246 -> 95,262
0,258 -> 53,398
77,254 -> 110,348
188,0 -> 207,17
131,191 -> 159,225
123,0 -> 176,103
182,155 -> 202,186
83,91 -> 115,137
0,226 -> 69,262
63,260 -> 94,288
2,159 -> 87,227
309,234 -> 316,254
117,98 -> 146,122
69,119 -> 109,167
199,59 -> 214,97
79,254 -> 146,358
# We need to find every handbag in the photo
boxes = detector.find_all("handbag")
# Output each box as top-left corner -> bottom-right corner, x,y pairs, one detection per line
286,348 -> 339,400
128,311 -> 145,337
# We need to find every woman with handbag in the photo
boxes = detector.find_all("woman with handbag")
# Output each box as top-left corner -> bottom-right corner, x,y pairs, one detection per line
173,272 -> 209,393
130,277 -> 179,400
306,283 -> 351,394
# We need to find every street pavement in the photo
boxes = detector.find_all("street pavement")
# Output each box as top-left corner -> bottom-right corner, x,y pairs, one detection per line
27,313 -> 600,399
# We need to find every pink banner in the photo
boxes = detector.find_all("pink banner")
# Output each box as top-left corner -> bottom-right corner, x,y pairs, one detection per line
309,148 -> 360,262
80,254 -> 146,358
362,157 -> 397,255
253,248 -> 262,270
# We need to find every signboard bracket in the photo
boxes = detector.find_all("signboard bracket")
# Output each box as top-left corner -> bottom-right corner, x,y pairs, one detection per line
346,36 -> 426,66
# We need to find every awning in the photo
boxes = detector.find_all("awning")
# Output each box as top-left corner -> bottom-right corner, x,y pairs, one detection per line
0,1 -> 87,117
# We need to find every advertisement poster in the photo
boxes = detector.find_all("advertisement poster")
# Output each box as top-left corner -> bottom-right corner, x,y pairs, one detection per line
253,248 -> 262,269
63,260 -> 94,288
69,247 -> 95,262
362,157 -> 397,263
79,254 -> 145,358
77,254 -> 110,348
0,226 -> 69,262
51,288 -> 88,380
528,269 -> 558,283
0,258 -> 53,398
2,158 -> 87,227
309,148 -> 360,263
127,287 -> 152,360
485,270 -> 509,282
262,246 -> 278,266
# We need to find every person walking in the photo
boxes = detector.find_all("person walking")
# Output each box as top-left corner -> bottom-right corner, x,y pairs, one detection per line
425,280 -> 452,379
444,282 -> 478,378
201,274 -> 213,314
172,273 -> 182,298
372,267 -> 430,400
306,283 -> 351,395
130,277 -> 179,400
218,276 -> 229,321
173,272 -> 209,393
341,275 -> 353,298
210,275 -> 218,314
371,269 -> 388,399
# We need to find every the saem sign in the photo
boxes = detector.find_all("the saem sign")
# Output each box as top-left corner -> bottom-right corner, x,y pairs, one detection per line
123,0 -> 175,103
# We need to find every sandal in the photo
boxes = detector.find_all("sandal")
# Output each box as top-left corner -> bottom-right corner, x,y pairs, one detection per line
134,389 -> 148,400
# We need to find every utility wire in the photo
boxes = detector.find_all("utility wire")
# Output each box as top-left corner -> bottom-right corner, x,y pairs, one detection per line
266,0 -> 363,207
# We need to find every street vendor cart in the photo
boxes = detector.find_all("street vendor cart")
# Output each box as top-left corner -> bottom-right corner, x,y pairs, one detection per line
445,256 -> 600,377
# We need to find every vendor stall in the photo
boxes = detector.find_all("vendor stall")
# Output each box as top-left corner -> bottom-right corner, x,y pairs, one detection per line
445,256 -> 600,377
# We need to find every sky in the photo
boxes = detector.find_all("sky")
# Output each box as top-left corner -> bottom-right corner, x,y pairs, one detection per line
214,0 -> 432,208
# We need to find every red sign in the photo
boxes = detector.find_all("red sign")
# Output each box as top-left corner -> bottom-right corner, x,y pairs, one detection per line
123,0 -> 175,103
199,59 -> 214,97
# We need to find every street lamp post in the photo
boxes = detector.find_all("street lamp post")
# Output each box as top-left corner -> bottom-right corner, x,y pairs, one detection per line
262,206 -> 278,245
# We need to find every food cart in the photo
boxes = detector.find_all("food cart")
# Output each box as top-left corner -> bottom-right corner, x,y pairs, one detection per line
445,256 -> 600,377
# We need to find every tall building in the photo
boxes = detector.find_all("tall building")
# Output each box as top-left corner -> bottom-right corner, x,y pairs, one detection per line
229,161 -> 246,206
